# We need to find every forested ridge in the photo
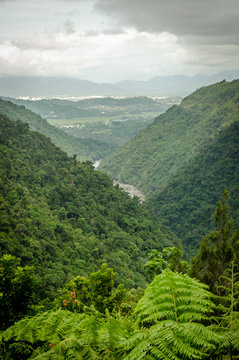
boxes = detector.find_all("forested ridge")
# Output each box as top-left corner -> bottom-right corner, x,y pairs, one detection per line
150,120 -> 239,256
100,80 -> 239,195
0,98 -> 111,161
5,96 -> 172,120
100,80 -> 239,255
0,113 -> 174,296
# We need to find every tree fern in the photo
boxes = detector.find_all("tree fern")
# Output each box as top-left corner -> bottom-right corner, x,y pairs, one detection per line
122,270 -> 220,360
0,309 -> 126,359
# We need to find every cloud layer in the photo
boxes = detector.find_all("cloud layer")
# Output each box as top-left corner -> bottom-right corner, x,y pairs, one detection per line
95,0 -> 239,42
0,0 -> 238,81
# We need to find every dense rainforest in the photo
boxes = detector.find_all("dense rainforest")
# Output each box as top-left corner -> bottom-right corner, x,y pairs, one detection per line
0,82 -> 239,359
100,80 -> 239,194
1,200 -> 239,359
0,98 -> 112,162
100,80 -> 239,254
149,120 -> 239,256
0,113 -> 176,299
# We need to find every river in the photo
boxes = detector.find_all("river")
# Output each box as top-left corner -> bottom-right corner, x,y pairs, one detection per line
113,181 -> 145,203
93,159 -> 145,202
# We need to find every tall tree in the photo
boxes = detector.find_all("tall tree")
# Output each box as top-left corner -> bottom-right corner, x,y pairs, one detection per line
191,190 -> 239,293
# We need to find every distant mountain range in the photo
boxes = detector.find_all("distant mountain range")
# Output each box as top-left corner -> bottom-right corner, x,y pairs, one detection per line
0,70 -> 239,97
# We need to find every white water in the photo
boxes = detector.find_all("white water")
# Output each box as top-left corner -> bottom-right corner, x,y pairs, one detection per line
93,159 -> 102,169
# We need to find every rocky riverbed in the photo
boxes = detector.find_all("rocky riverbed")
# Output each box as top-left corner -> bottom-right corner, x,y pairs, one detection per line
113,181 -> 145,203
93,160 -> 145,202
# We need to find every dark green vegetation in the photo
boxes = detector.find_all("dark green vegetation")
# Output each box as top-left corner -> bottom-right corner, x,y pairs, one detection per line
191,190 -> 239,293
0,114 -> 174,298
1,93 -> 239,358
100,80 -> 239,254
0,98 -> 112,162
1,193 -> 238,358
1,268 -> 239,359
7,95 -> 178,152
150,121 -> 239,256
0,254 -> 37,330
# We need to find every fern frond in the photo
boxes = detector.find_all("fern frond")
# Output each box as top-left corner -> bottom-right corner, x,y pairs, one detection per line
125,270 -> 220,359
136,270 -> 214,324
122,337 -> 150,360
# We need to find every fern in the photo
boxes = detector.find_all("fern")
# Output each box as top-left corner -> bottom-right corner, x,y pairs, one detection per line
123,270 -> 220,359
2,271 -> 237,359
1,310 -> 99,359
212,262 -> 239,358
0,309 -> 127,359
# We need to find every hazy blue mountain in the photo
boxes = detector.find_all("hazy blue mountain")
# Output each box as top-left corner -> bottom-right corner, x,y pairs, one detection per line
118,70 -> 239,96
0,70 -> 239,97
0,76 -> 123,97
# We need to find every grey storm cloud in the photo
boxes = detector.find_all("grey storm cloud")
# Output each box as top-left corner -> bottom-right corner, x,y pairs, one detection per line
94,0 -> 239,43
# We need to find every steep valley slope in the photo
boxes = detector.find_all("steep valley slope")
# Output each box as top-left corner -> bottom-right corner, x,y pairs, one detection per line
100,80 -> 239,254
0,113 -> 176,298
0,98 -> 111,162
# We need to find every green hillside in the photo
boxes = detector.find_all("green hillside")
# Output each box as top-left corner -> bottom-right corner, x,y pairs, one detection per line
99,80 -> 239,197
149,120 -> 239,257
7,96 -> 172,120
5,96 -> 177,154
0,98 -> 111,161
0,114 -> 175,298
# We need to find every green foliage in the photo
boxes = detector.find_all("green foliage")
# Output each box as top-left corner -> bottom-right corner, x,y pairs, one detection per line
150,120 -> 239,257
191,191 -> 239,293
144,246 -> 189,277
215,261 -> 239,327
64,116 -> 157,150
0,114 -> 174,299
55,264 -> 127,314
8,95 -> 172,122
0,98 -> 112,161
1,271 -> 230,360
136,269 -> 215,324
143,249 -> 169,276
0,310 -> 90,359
210,262 -> 239,358
124,270 -> 219,359
1,341 -> 34,360
100,80 -> 239,193
3,95 -> 175,162
89,264 -> 116,313
100,80 -> 239,255
0,254 -> 37,330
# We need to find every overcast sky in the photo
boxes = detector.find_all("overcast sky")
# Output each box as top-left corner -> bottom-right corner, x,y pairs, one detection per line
0,0 -> 238,82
